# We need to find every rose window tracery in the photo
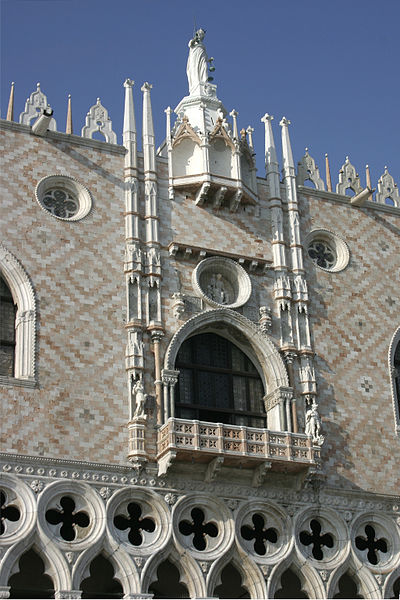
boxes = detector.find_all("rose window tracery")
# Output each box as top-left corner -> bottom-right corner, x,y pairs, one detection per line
307,240 -> 336,269
42,188 -> 79,219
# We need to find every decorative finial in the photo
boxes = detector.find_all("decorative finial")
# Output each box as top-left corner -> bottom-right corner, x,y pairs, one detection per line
325,153 -> 332,192
365,164 -> 371,189
305,147 -> 309,152
66,94 -> 73,134
124,78 -> 134,88
279,116 -> 291,126
6,82 -> 15,121
261,113 -> 273,123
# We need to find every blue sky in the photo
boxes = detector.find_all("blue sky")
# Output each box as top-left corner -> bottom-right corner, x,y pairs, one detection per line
1,0 -> 399,189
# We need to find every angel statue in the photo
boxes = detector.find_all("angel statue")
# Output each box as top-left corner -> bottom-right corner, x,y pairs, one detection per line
186,28 -> 209,95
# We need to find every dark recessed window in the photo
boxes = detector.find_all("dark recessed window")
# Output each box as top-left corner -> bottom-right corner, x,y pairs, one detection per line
0,276 -> 16,377
395,342 -> 400,414
175,333 -> 266,427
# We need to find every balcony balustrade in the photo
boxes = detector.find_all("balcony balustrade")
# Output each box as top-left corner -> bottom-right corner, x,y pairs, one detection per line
157,417 -> 320,479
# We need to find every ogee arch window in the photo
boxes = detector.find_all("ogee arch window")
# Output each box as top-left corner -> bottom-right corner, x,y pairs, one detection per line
175,332 -> 266,427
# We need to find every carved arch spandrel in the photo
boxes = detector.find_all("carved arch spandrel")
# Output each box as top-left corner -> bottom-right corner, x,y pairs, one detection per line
172,116 -> 202,148
209,119 -> 236,151
267,550 -> 325,599
71,538 -> 138,596
206,543 -> 267,599
0,244 -> 36,381
0,531 -> 70,591
141,544 -> 206,598
164,308 -> 289,393
326,557 -> 381,599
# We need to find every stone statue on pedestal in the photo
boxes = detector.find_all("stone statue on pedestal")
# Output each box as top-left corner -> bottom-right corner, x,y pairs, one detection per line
187,28 -> 209,95
132,379 -> 147,419
305,401 -> 324,445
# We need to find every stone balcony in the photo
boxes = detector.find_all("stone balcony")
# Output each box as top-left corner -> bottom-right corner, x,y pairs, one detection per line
157,418 -> 320,482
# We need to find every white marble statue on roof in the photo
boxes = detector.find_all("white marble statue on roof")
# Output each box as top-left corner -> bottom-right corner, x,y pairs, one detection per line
186,28 -> 209,95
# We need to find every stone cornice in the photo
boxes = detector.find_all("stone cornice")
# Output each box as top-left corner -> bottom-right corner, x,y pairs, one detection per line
298,185 -> 400,216
0,119 -> 126,155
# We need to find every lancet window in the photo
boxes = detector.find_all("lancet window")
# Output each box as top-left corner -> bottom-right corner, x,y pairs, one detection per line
175,332 -> 266,427
0,276 -> 16,376
389,328 -> 400,433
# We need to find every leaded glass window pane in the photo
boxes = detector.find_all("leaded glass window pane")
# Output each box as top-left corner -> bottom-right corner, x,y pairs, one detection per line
175,333 -> 266,427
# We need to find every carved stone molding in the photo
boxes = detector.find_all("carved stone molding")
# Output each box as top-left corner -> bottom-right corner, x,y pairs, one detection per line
81,98 -> 117,144
192,256 -> 251,309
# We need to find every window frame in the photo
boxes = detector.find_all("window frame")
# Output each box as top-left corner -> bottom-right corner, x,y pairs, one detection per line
175,332 -> 267,427
0,244 -> 36,387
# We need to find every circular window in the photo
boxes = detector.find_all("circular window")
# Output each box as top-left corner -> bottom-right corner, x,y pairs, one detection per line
192,257 -> 251,308
35,175 -> 92,221
305,229 -> 349,273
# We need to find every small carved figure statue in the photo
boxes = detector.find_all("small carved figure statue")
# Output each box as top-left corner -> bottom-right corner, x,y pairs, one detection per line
214,273 -> 227,304
132,378 -> 146,419
305,401 -> 324,444
207,273 -> 228,304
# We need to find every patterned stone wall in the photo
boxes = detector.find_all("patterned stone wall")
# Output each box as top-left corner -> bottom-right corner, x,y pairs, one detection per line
299,190 -> 400,495
0,123 -> 128,464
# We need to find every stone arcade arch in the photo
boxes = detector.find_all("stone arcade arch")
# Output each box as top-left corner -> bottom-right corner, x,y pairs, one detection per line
1,533 -> 70,595
162,308 -> 291,430
72,539 -> 138,597
0,244 -> 36,382
207,545 -> 267,598
142,545 -> 205,598
267,552 -> 325,599
389,325 -> 400,435
326,559 -> 380,599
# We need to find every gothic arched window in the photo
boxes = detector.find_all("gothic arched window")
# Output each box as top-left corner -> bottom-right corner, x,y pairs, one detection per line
175,332 -> 266,428
389,327 -> 400,435
0,276 -> 16,376
0,245 -> 36,384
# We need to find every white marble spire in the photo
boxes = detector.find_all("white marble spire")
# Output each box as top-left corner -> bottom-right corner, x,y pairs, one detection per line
123,79 -> 137,174
141,82 -> 155,174
280,116 -> 295,175
261,114 -> 280,199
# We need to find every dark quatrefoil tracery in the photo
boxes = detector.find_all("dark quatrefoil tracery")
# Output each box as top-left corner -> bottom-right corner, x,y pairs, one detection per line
179,507 -> 218,551
240,513 -> 278,555
113,502 -> 155,546
45,496 -> 90,541
0,490 -> 20,535
42,189 -> 79,218
299,518 -> 334,560
308,240 -> 335,269
355,524 -> 388,565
